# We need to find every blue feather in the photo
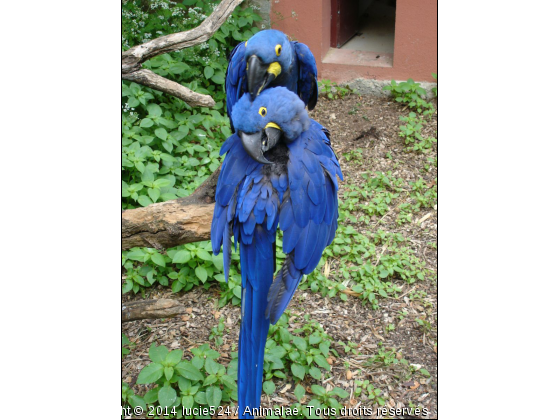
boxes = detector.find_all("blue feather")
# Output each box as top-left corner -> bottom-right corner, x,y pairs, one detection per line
211,86 -> 342,419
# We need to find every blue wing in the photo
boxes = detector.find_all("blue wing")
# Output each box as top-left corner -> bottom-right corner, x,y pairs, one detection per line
266,120 -> 342,324
293,42 -> 318,111
225,42 -> 248,130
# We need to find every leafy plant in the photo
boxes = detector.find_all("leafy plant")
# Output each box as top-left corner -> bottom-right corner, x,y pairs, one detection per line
398,112 -> 437,152
383,78 -> 434,117
122,333 -> 133,358
122,381 -> 147,412
431,73 -> 437,97
306,385 -> 349,417
318,79 -> 354,99
354,379 -> 386,406
136,343 -> 238,418
264,313 -> 336,387
209,316 -> 226,347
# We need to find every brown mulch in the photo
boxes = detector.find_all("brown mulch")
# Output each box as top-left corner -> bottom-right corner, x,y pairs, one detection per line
122,93 -> 437,419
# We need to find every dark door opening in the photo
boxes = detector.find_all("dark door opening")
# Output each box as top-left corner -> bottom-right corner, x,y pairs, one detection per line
331,0 -> 396,54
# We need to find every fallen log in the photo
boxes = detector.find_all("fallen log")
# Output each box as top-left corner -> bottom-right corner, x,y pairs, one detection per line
122,298 -> 186,322
122,168 -> 219,251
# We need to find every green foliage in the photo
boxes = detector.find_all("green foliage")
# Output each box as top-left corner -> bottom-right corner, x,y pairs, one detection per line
121,242 -> 242,299
209,316 -> 226,347
353,379 -> 386,406
133,343 -> 238,418
122,334 -> 133,358
264,313 -> 336,385
398,112 -> 437,152
122,0 -> 262,303
123,381 -> 147,412
431,73 -> 437,97
383,78 -> 435,117
342,148 -> 363,165
415,318 -> 432,334
305,385 -> 349,417
318,79 -> 354,99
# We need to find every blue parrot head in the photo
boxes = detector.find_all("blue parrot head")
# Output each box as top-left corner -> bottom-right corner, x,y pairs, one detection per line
232,87 -> 310,164
244,29 -> 293,100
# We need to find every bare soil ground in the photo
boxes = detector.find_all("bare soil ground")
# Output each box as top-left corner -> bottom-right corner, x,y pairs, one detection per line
122,93 -> 437,419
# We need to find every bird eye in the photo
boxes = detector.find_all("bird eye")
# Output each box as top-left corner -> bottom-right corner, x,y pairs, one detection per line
259,107 -> 267,117
275,44 -> 282,56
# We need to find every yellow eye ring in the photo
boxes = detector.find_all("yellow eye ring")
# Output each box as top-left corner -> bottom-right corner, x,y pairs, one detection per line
259,107 -> 267,117
275,44 -> 282,56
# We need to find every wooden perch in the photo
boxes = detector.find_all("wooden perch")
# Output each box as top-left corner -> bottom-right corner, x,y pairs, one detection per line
122,168 -> 220,251
122,69 -> 215,108
121,0 -> 243,106
122,299 -> 186,322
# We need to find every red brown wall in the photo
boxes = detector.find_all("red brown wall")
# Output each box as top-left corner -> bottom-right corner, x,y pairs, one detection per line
270,0 -> 437,82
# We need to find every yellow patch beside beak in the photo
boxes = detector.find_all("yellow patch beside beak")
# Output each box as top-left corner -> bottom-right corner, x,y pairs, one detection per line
267,62 -> 281,78
265,122 -> 281,131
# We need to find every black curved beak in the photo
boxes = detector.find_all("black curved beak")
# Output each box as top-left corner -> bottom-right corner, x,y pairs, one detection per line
247,55 -> 278,100
240,125 -> 282,164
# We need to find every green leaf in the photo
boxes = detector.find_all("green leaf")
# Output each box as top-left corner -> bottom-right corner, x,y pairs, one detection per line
166,349 -> 183,365
205,358 -> 220,375
148,188 -> 160,203
127,394 -> 146,411
194,391 -> 207,405
172,250 -> 191,264
204,66 -> 215,79
211,74 -> 225,84
195,266 -> 207,282
291,363 -> 305,380
293,337 -> 307,351
311,384 -> 326,396
309,366 -> 322,380
164,366 -> 174,381
151,252 -> 166,267
196,249 -> 213,261
263,380 -> 275,395
149,343 -> 168,363
182,395 -> 194,409
136,362 -> 163,384
212,253 -> 223,270
144,387 -> 159,404
158,385 -> 177,407
206,386 -> 222,407
140,118 -> 153,128
175,360 -> 204,382
330,387 -> 349,398
319,342 -> 330,357
137,195 -> 152,207
221,374 -> 237,391
308,334 -> 321,345
169,62 -> 189,74
141,169 -> 154,184
313,354 -> 331,370
147,104 -> 162,117
155,128 -> 168,141
294,384 -> 305,402
203,374 -> 218,386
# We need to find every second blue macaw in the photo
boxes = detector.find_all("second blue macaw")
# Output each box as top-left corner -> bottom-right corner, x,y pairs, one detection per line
225,29 -> 318,129
211,87 -> 342,419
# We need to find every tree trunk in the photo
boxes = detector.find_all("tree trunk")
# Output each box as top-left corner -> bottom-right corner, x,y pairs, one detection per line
122,168 -> 219,251
122,299 -> 186,322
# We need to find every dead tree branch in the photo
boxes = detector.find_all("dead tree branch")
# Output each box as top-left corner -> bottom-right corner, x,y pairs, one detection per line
122,299 -> 186,322
121,0 -> 243,106
122,168 -> 220,251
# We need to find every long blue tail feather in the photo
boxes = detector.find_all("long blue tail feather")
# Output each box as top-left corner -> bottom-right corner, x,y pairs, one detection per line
238,226 -> 274,419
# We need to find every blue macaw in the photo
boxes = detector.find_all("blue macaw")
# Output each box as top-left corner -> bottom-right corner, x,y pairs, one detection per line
225,29 -> 318,129
211,87 -> 342,419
